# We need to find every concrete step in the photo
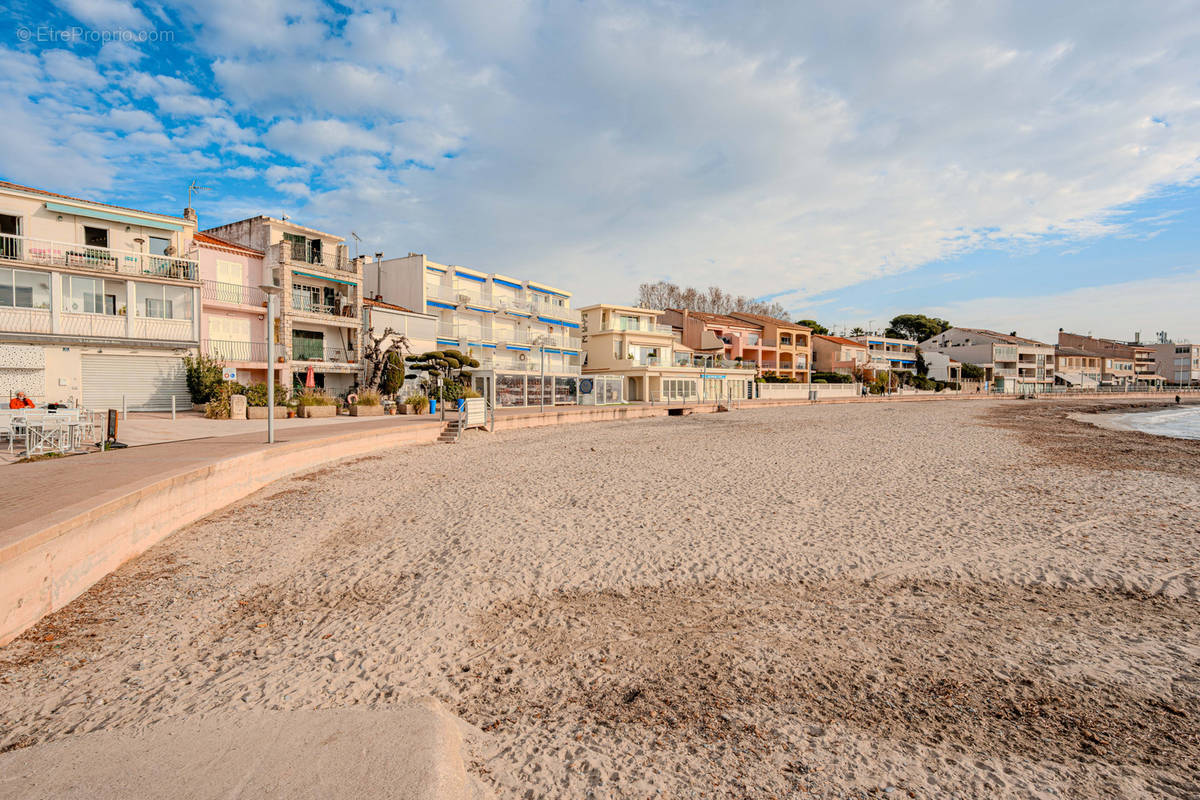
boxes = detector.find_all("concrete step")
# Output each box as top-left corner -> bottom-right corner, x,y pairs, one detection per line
0,700 -> 494,800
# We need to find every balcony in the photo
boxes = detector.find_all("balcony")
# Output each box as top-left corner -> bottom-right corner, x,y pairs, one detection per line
291,343 -> 356,364
0,233 -> 198,281
203,339 -> 282,363
291,296 -> 359,319
53,311 -> 193,341
272,242 -> 352,275
0,306 -> 52,334
202,279 -> 266,307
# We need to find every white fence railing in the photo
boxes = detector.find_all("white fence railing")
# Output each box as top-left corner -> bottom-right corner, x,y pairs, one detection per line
0,233 -> 198,281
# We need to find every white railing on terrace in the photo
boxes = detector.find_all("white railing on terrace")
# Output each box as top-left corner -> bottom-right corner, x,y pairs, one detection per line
202,279 -> 266,307
291,296 -> 359,319
0,233 -> 198,281
0,306 -> 52,334
291,344 -> 356,363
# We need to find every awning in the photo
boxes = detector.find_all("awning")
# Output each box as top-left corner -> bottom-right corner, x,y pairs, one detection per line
492,278 -> 523,289
454,270 -> 487,283
293,269 -> 357,286
45,201 -> 184,231
426,300 -> 456,310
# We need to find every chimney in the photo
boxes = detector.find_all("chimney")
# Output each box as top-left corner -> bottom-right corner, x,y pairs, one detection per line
183,207 -> 197,224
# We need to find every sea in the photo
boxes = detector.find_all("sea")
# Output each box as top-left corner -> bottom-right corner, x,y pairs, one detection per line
1118,405 -> 1200,440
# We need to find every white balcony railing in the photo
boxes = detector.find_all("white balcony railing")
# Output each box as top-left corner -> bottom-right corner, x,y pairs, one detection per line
272,241 -> 352,274
0,306 -> 52,334
202,279 -> 266,307
0,233 -> 198,281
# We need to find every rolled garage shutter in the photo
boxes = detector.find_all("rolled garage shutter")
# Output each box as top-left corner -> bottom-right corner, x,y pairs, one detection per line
82,354 -> 190,412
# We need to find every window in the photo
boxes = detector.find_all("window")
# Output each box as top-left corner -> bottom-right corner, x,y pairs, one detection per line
136,282 -> 193,319
292,329 -> 324,360
84,226 -> 108,248
149,236 -> 171,256
0,268 -> 51,308
64,276 -> 105,314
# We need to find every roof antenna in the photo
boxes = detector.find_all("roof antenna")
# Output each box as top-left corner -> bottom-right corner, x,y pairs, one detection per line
186,179 -> 210,210
351,231 -> 362,259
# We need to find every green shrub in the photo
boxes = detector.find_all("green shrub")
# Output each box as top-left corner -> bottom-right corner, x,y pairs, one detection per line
183,353 -> 225,403
403,393 -> 429,411
204,381 -> 245,418
244,382 -> 288,406
356,389 -> 382,406
296,390 -> 336,407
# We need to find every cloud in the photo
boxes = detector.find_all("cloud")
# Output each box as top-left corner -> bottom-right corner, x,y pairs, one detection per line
928,271 -> 1200,344
53,0 -> 151,30
263,119 -> 389,162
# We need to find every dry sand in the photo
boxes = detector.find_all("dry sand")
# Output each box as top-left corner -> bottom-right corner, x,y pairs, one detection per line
2,398 -> 1199,799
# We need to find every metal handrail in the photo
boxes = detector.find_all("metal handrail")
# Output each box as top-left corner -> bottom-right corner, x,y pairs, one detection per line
0,232 -> 198,281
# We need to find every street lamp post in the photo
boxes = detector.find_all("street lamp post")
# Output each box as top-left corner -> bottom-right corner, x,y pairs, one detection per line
259,284 -> 283,444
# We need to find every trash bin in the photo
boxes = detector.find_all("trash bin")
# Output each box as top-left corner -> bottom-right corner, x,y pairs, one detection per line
429,398 -> 437,415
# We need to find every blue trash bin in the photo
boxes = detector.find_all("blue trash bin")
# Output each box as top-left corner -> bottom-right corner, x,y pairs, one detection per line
429,398 -> 437,415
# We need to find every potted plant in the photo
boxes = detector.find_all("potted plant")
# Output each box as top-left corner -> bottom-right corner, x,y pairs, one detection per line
245,382 -> 289,419
348,389 -> 384,416
296,389 -> 337,418
398,393 -> 429,415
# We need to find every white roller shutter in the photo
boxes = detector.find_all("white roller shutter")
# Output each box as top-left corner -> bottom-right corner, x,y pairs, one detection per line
82,355 -> 189,412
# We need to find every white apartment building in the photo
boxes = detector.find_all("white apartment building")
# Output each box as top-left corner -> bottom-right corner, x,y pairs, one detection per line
0,181 -> 200,410
204,216 -> 361,397
921,327 -> 1056,393
849,334 -> 920,374
1155,342 -> 1200,386
369,253 -> 581,406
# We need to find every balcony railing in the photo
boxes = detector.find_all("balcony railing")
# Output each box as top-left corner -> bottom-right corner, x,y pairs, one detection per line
203,339 -> 273,363
0,306 -> 52,334
291,296 -> 359,319
272,242 -> 352,274
0,233 -> 198,281
292,344 -> 356,363
202,279 -> 266,307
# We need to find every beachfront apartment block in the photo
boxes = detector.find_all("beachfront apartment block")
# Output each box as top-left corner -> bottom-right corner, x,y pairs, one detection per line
195,232 -> 280,388
920,351 -> 962,384
812,334 -> 871,377
368,253 -> 582,406
0,181 -> 200,410
657,309 -> 812,381
203,216 -> 362,397
579,304 -> 756,404
1053,346 -> 1102,389
1057,331 -> 1164,388
920,327 -> 1056,393
848,334 -> 920,375
1154,342 -> 1200,386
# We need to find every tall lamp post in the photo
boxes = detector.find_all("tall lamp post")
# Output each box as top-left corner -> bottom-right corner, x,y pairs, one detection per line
259,284 -> 283,444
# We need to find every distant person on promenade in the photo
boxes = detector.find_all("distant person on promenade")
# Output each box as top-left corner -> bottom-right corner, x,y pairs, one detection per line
8,392 -> 35,409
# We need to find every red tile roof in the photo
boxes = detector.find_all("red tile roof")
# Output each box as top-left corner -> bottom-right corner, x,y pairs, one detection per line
0,179 -> 190,223
193,231 -> 263,256
814,334 -> 868,348
728,311 -> 813,331
363,298 -> 415,313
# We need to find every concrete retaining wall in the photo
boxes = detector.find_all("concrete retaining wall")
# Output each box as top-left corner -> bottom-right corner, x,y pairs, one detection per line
0,421 -> 442,646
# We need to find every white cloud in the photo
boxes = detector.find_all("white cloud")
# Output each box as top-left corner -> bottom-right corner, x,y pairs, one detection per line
928,270 -> 1200,344
263,119 -> 389,162
53,0 -> 151,30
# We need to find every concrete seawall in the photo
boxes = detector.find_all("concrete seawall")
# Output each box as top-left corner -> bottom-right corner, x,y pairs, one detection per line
0,420 -> 443,646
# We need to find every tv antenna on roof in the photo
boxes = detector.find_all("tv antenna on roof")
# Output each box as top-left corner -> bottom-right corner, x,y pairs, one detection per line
351,231 -> 362,259
186,179 -> 211,209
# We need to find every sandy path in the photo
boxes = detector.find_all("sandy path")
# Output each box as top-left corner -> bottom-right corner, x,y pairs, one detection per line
2,399 -> 1199,799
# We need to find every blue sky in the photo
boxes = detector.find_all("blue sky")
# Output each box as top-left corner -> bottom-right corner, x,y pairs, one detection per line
2,0 -> 1198,343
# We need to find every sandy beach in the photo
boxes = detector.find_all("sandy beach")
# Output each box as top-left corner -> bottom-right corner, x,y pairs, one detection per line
2,398 -> 1199,799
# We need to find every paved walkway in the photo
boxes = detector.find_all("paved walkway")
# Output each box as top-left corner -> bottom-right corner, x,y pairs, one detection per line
0,414 -> 437,543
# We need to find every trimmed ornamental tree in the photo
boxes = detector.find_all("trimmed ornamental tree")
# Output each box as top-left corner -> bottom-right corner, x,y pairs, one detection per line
183,353 -> 225,404
405,349 -> 480,399
361,327 -> 412,395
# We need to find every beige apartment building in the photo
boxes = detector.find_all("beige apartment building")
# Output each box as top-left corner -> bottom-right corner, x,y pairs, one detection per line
727,312 -> 812,382
1057,332 -> 1164,388
1154,341 -> 1200,386
0,181 -> 200,410
921,327 -> 1055,393
1053,346 -> 1102,389
849,334 -> 920,374
579,304 -> 756,404
204,216 -> 361,397
812,334 -> 870,376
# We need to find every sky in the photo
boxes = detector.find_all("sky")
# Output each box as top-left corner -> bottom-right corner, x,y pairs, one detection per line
2,0 -> 1199,343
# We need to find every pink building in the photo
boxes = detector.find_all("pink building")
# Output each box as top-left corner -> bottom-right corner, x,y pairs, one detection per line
195,232 -> 279,387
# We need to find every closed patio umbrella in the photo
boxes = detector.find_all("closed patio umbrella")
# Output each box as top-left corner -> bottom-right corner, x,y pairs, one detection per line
305,365 -> 316,388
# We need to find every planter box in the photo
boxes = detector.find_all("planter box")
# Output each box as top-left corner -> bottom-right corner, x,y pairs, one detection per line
349,404 -> 384,416
300,405 -> 337,418
247,406 -> 288,419
396,404 -> 426,415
